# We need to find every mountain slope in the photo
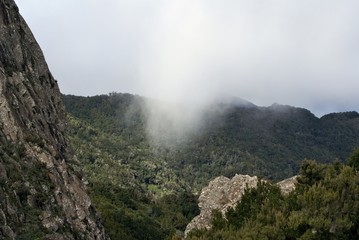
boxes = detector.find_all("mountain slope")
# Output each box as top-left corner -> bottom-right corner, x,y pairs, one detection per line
63,93 -> 359,239
0,1 -> 107,238
63,93 -> 359,186
66,109 -> 199,239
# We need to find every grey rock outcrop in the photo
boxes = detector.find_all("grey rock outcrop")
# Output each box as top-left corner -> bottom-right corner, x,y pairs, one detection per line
277,176 -> 298,195
0,0 -> 107,239
185,174 -> 297,236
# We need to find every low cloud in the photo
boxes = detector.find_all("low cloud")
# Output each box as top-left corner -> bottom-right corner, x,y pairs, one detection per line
16,0 -> 359,141
138,0 -> 359,112
135,0 -> 359,141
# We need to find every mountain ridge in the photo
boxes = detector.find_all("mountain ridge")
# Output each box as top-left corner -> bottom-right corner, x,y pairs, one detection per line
63,92 -> 359,185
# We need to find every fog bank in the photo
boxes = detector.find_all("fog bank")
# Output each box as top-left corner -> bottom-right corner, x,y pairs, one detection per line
16,0 -> 359,139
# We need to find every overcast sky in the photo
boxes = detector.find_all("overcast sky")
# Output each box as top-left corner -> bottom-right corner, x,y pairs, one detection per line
15,0 -> 359,116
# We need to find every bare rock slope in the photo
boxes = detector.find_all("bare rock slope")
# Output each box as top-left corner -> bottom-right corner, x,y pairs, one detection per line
0,0 -> 107,239
185,174 -> 297,236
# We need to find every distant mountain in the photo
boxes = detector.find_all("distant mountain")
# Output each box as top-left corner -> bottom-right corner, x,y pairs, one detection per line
63,93 -> 359,239
212,94 -> 257,108
63,93 -> 359,182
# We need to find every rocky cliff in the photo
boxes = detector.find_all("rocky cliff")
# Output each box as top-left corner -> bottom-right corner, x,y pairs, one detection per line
0,0 -> 107,239
185,174 -> 297,236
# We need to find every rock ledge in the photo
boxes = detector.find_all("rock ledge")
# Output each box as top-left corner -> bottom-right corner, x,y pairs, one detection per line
185,174 -> 297,236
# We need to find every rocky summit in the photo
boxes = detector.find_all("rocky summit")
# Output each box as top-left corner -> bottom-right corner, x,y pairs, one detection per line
0,0 -> 107,239
185,174 -> 297,236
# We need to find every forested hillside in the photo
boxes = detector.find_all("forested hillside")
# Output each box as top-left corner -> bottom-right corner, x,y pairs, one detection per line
64,94 -> 199,239
63,93 -> 359,239
63,93 -> 359,184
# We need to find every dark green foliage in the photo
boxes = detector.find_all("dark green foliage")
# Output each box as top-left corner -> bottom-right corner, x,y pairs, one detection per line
91,183 -> 170,240
88,181 -> 198,240
187,155 -> 359,239
347,147 -> 359,171
156,192 -> 200,230
211,209 -> 226,231
226,181 -> 283,230
297,159 -> 328,186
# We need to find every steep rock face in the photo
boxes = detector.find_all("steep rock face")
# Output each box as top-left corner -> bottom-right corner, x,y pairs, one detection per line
0,0 -> 107,239
185,174 -> 297,236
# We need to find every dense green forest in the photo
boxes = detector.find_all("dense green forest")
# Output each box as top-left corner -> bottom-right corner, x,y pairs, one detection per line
66,112 -> 199,239
63,93 -> 359,239
63,93 -> 359,184
187,149 -> 359,239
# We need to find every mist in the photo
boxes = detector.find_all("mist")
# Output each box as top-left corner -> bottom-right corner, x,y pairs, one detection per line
136,0 -> 359,143
16,0 -> 359,142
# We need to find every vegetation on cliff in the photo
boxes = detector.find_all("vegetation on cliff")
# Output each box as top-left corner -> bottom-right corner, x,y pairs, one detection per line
0,0 -> 107,238
187,149 -> 359,239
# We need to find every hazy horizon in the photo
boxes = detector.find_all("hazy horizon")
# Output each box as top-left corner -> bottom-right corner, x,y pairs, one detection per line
15,0 -> 359,118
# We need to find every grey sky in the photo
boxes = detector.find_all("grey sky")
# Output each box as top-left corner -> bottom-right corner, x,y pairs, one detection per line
15,0 -> 359,116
